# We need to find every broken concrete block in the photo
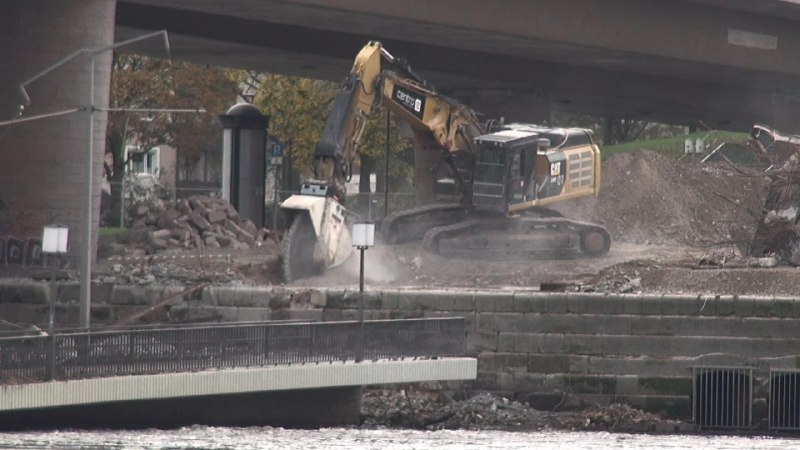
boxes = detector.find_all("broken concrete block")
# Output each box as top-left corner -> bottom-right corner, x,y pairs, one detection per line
157,209 -> 182,229
175,198 -> 192,215
150,229 -> 172,240
764,206 -> 799,225
171,228 -> 191,242
241,219 -> 258,236
217,234 -> 235,247
188,212 -> 212,231
189,196 -> 207,212
237,230 -> 255,247
225,204 -> 240,221
207,209 -> 228,224
224,219 -> 245,235
150,238 -> 169,250
758,256 -> 779,268
193,232 -> 203,249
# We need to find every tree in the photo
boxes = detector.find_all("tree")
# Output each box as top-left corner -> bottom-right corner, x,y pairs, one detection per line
253,74 -> 338,176
104,54 -> 241,225
253,74 -> 412,194
602,117 -> 647,145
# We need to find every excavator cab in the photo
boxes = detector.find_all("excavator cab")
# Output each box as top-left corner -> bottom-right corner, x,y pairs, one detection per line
472,124 -> 601,215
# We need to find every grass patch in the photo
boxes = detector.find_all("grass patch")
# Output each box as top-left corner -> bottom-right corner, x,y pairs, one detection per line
601,130 -> 750,159
99,227 -> 126,236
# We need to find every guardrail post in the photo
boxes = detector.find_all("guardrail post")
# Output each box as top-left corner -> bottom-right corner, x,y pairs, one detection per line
46,333 -> 56,381
356,247 -> 366,362
356,297 -> 365,362
46,265 -> 57,380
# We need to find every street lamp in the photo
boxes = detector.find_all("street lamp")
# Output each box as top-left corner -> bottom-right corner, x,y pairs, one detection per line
42,224 -> 68,380
352,221 -> 375,293
352,221 -> 374,362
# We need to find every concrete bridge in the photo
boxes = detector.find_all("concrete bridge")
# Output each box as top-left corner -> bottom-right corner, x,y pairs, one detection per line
0,318 -> 476,429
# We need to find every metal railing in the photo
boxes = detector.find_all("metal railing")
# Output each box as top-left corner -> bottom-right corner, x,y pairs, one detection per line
0,318 -> 465,383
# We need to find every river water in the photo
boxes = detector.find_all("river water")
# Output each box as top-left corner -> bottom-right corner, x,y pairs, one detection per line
0,427 -> 798,449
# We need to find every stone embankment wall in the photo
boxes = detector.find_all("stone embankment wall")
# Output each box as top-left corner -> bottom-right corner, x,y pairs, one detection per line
3,282 -> 799,420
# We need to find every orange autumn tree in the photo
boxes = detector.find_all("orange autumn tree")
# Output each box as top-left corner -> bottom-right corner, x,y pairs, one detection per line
104,53 -> 241,225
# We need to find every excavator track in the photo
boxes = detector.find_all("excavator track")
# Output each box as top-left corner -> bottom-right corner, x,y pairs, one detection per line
381,203 -> 469,244
422,215 -> 611,260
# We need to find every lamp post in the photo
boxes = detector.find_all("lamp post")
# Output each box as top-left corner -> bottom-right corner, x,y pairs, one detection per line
351,221 -> 375,362
42,224 -> 68,380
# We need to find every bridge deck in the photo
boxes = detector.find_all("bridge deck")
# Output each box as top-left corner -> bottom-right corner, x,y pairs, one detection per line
0,357 -> 476,412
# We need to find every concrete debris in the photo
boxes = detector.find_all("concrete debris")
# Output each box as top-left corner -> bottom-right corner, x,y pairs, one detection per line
763,206 -> 799,225
123,195 -> 277,254
93,195 -> 284,287
361,389 -> 692,433
747,125 -> 800,265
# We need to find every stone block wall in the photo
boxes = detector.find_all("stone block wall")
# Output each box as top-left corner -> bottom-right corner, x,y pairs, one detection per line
5,282 -> 800,421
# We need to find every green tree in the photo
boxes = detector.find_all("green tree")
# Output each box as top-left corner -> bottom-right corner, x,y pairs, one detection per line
253,73 -> 412,194
254,74 -> 337,176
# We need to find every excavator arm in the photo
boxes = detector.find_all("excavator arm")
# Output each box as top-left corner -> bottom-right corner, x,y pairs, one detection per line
281,41 -> 483,281
311,41 -> 483,201
311,41 -> 385,197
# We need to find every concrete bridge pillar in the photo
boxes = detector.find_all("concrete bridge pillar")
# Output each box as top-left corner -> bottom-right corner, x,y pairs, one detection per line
771,90 -> 800,135
0,0 -> 116,265
453,90 -> 553,125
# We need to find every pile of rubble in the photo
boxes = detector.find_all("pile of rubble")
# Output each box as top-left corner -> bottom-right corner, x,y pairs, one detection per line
123,195 -> 276,254
361,389 -> 692,433
748,125 -> 800,264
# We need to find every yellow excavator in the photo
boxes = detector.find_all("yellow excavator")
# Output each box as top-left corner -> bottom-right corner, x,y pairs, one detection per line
280,41 -> 610,281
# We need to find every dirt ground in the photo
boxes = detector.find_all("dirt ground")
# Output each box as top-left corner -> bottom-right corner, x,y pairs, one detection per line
96,149 -> 800,297
283,149 -> 798,297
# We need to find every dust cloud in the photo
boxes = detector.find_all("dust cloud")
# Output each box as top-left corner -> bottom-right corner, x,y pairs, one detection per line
288,242 -> 415,288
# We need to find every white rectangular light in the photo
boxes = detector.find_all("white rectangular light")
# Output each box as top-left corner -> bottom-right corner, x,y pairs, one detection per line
42,224 -> 69,254
351,222 -> 375,248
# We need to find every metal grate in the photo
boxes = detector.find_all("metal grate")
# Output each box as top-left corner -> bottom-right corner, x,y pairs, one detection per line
692,366 -> 753,429
567,151 -> 594,188
472,181 -> 505,211
770,369 -> 800,431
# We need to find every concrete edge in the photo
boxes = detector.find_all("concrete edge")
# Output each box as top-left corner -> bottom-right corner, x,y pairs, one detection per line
0,357 -> 477,411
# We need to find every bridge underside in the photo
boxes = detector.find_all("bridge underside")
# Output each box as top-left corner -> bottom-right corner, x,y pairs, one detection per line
0,358 -> 476,430
116,0 -> 800,132
0,387 -> 362,430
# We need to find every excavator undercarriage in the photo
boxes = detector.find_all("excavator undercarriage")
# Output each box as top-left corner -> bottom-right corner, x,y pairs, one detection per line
383,204 -> 610,260
423,213 -> 611,260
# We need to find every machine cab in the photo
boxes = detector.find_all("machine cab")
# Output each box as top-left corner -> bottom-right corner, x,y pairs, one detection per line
471,124 -> 601,214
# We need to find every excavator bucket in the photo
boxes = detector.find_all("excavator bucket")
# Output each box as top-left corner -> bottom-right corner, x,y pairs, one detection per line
280,194 -> 353,281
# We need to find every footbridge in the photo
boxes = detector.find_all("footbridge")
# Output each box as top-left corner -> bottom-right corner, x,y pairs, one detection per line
0,318 -> 476,430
